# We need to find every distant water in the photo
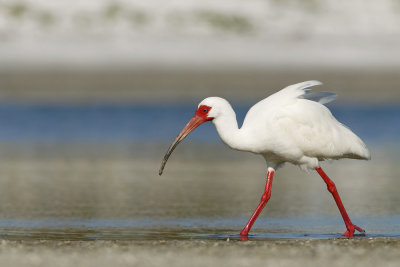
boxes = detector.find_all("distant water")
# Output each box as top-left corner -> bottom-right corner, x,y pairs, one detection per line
0,103 -> 398,144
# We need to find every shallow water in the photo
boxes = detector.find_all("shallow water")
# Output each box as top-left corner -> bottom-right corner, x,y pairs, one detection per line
1,215 -> 399,241
0,103 -> 398,144
0,150 -> 398,241
0,103 -> 398,241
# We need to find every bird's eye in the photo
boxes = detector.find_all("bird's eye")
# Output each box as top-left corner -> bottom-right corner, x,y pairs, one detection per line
203,109 -> 208,113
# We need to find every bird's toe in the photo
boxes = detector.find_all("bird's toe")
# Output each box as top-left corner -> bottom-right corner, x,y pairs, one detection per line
354,225 -> 365,233
342,224 -> 365,238
342,230 -> 354,238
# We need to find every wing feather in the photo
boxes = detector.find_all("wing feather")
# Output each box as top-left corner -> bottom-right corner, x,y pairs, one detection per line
301,91 -> 337,105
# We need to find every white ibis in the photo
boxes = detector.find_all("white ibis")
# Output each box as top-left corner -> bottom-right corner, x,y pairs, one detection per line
159,81 -> 370,238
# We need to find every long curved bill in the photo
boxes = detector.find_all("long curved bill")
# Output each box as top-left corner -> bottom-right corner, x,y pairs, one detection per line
159,115 -> 206,175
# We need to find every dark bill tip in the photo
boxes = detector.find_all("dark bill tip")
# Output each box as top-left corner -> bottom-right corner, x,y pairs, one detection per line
158,115 -> 206,176
158,137 -> 182,175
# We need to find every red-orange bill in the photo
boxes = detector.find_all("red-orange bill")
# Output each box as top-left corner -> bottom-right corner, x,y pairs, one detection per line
159,115 -> 207,175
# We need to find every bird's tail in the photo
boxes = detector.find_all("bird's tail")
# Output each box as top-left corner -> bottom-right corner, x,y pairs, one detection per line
340,125 -> 371,160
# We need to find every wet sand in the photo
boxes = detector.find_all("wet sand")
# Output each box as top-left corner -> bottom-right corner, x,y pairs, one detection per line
0,143 -> 397,221
1,68 -> 400,104
0,238 -> 399,267
0,143 -> 398,266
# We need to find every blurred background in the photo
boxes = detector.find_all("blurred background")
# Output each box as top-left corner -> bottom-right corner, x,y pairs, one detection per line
0,0 -> 399,240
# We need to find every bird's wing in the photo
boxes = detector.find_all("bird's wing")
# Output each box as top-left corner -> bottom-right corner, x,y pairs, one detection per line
300,91 -> 337,105
279,80 -> 323,98
242,81 -> 336,130
241,80 -> 369,163
273,100 -> 369,161
274,82 -> 355,158
279,80 -> 337,105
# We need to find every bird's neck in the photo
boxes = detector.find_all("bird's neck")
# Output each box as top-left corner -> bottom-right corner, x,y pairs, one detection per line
212,107 -> 248,151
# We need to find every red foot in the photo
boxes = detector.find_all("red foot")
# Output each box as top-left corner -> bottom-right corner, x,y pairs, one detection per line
240,235 -> 249,241
342,224 -> 365,238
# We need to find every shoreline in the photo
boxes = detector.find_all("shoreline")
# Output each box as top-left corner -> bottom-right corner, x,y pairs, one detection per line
1,68 -> 400,104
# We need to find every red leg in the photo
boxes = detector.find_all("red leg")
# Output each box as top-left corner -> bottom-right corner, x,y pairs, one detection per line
315,167 -> 364,237
240,169 -> 274,236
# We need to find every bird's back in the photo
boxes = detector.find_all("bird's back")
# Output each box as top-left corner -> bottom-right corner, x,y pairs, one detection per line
241,81 -> 370,168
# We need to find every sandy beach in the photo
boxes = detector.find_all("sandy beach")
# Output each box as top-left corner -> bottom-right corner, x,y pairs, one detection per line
0,238 -> 399,267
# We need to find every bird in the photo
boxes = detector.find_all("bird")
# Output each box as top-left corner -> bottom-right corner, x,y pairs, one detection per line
159,80 -> 370,238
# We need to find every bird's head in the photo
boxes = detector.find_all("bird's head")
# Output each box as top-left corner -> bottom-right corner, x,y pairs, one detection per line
159,97 -> 228,175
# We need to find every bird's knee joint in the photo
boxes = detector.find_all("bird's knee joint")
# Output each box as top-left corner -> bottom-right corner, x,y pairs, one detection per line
261,192 -> 271,202
326,182 -> 337,194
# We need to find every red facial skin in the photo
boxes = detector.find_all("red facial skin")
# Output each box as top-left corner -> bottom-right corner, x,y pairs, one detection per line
159,105 -> 213,175
196,105 -> 213,122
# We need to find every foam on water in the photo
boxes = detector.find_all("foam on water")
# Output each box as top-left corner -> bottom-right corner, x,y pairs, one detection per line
1,0 -> 400,69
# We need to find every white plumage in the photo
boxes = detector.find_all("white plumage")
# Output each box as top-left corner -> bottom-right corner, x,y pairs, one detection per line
159,80 -> 369,238
201,80 -> 370,170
